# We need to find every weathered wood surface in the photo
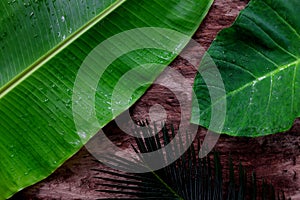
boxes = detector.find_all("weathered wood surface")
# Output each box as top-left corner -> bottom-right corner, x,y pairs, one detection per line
12,0 -> 300,199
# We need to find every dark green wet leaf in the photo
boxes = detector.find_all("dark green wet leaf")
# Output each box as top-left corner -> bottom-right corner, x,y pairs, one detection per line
192,0 -> 300,136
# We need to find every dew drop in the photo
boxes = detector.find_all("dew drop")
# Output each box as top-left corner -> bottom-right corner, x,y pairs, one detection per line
23,2 -> 31,7
65,99 -> 71,108
61,15 -> 65,22
51,84 -> 57,89
78,131 -> 87,139
0,32 -> 8,41
7,0 -> 16,5
66,88 -> 72,94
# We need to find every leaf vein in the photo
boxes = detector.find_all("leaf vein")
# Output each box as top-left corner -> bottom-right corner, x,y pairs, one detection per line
200,59 -> 300,115
212,57 -> 258,79
241,42 -> 279,68
262,1 -> 300,40
265,75 -> 273,114
291,63 -> 297,112
243,14 -> 298,60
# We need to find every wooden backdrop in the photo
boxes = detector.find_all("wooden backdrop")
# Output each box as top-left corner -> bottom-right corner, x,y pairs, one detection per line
13,0 -> 300,199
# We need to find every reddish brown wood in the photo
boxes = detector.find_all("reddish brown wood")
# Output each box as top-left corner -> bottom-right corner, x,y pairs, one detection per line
12,0 -> 300,199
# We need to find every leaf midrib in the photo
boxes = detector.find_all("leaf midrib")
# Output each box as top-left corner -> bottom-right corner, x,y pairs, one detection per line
0,0 -> 126,99
200,58 -> 300,116
151,170 -> 184,199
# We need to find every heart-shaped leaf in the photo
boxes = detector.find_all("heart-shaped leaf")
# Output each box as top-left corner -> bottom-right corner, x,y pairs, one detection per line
192,0 -> 300,136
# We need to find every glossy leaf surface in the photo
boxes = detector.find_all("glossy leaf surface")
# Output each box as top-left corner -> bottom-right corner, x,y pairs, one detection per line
0,0 -> 213,198
192,0 -> 300,136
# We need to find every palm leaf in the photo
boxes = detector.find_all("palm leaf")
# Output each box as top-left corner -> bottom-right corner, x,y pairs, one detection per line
93,124 -> 287,199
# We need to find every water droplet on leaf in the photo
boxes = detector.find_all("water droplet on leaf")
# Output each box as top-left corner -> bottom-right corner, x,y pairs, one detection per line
30,12 -> 34,18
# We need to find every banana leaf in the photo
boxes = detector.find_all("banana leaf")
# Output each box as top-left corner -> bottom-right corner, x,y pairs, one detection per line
0,0 -> 213,198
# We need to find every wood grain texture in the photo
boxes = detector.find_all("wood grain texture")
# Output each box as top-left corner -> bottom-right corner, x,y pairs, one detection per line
11,0 -> 300,199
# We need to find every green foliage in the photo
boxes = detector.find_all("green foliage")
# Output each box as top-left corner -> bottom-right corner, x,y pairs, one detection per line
192,0 -> 300,136
2,0 -> 298,198
0,0 -> 213,198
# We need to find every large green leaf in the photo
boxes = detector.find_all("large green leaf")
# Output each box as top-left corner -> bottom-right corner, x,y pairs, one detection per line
0,0 -> 213,198
0,0 -> 125,90
192,0 -> 300,136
